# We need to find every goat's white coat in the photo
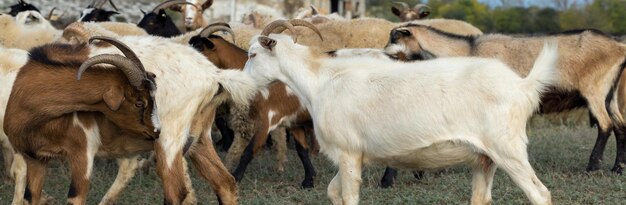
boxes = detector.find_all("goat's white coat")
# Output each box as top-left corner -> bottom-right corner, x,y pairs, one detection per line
244,34 -> 557,205
89,35 -> 256,167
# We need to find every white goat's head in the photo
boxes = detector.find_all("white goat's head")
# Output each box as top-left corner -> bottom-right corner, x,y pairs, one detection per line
244,20 -> 323,86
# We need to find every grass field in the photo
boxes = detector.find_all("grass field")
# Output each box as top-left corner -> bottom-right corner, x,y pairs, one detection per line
1,116 -> 625,204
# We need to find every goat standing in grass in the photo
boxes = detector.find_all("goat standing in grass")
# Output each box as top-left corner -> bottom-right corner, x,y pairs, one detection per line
385,24 -> 626,173
244,20 -> 558,205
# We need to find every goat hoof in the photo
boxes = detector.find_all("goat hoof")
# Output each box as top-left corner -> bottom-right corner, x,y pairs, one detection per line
301,180 -> 314,189
380,179 -> 394,188
585,163 -> 601,172
611,164 -> 624,174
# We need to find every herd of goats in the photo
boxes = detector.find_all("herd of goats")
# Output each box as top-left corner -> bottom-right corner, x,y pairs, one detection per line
1,0 -> 626,204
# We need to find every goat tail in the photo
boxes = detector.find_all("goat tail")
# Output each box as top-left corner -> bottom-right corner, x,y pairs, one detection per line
520,40 -> 559,105
215,69 -> 259,106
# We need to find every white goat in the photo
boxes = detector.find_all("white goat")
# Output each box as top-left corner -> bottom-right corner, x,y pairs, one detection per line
0,11 -> 61,50
243,28 -> 558,204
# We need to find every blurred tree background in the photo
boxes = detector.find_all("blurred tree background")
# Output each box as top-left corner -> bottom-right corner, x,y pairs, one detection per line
367,0 -> 626,35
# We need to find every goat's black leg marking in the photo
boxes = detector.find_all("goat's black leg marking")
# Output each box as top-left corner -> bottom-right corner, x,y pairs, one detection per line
587,127 -> 612,172
215,117 -> 234,152
612,126 -> 626,174
232,140 -> 256,182
380,167 -> 398,188
295,136 -> 316,189
24,184 -> 32,202
412,170 -> 425,181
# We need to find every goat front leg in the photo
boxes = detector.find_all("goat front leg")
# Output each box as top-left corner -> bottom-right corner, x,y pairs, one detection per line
339,152 -> 363,205
98,155 -> 143,205
10,153 -> 27,205
232,124 -> 270,182
1,135 -> 14,183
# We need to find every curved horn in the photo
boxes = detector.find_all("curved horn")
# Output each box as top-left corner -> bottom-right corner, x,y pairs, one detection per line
88,36 -> 146,74
87,0 -> 96,8
152,0 -> 198,13
46,7 -> 56,20
310,5 -> 319,16
77,54 -> 144,88
260,20 -> 296,37
271,19 -> 323,41
108,0 -> 119,11
199,23 -> 235,43
63,22 -> 90,44
393,2 -> 409,8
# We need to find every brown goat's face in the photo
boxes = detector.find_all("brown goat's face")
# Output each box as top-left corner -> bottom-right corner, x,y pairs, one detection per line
103,73 -> 160,140
391,5 -> 430,22
384,27 -> 437,61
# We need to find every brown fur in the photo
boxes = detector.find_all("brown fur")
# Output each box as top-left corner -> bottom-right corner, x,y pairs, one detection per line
191,34 -> 315,184
3,43 -> 159,205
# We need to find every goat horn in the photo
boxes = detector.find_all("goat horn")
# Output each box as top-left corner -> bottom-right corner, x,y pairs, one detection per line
310,5 -> 319,16
77,54 -> 145,89
393,2 -> 409,8
199,23 -> 235,43
108,0 -> 119,11
152,0 -> 198,13
88,36 -> 147,76
47,7 -> 56,20
63,22 -> 90,44
260,20 -> 296,39
271,19 -> 323,41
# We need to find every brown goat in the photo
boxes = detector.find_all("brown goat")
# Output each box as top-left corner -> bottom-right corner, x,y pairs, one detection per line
385,24 -> 626,173
171,0 -> 213,31
188,23 -> 318,188
4,42 -> 159,205
391,2 -> 431,22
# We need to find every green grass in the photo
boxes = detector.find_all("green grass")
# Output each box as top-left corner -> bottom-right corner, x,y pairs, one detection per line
1,117 -> 625,204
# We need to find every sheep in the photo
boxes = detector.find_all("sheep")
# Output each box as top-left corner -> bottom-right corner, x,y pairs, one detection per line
83,35 -> 257,204
79,0 -> 120,22
4,40 -> 161,205
244,20 -> 558,205
170,0 -> 213,31
384,24 -> 626,174
137,0 -> 197,37
391,2 -> 431,22
187,23 -> 317,188
0,11 -> 62,50
8,0 -> 40,16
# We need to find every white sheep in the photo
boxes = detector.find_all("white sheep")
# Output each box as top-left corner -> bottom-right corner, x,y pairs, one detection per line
243,21 -> 558,204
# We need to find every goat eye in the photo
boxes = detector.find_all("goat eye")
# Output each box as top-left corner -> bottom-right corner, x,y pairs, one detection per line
249,53 -> 257,58
135,101 -> 144,108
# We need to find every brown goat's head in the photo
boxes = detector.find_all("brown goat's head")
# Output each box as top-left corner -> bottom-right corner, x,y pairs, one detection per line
188,22 -> 239,68
170,0 -> 213,30
78,36 -> 161,139
384,25 -> 439,61
391,2 -> 430,22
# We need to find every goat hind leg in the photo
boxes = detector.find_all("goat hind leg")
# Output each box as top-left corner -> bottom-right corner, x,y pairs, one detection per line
232,125 -> 270,182
491,140 -> 551,205
586,98 -> 615,172
327,172 -> 342,205
22,156 -> 48,205
471,155 -> 497,205
188,131 -> 238,205
292,127 -> 316,188
270,127 -> 287,173
66,150 -> 94,205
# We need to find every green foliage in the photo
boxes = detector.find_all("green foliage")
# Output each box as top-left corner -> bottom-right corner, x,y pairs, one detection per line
367,0 -> 626,35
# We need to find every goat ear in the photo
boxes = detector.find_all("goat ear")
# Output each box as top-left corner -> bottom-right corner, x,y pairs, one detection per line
397,28 -> 411,36
391,7 -> 402,16
103,86 -> 125,111
202,38 -> 215,49
259,36 -> 276,50
202,0 -> 213,10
